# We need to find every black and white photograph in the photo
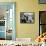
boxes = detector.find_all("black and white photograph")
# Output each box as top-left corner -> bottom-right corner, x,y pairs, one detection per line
20,12 -> 34,23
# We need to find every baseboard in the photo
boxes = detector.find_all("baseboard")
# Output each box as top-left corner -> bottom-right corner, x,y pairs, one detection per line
16,38 -> 32,42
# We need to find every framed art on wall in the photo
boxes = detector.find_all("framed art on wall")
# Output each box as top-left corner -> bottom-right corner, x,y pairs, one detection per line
20,12 -> 35,24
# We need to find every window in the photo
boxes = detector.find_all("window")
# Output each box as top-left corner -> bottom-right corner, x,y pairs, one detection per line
39,11 -> 46,35
0,2 -> 16,40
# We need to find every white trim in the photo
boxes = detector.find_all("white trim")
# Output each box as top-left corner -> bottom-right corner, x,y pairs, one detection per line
10,9 -> 13,18
16,38 -> 32,42
12,4 -> 15,40
5,20 -> 6,40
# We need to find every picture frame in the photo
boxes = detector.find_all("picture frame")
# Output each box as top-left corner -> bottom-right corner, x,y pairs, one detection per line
39,0 -> 46,4
20,12 -> 35,24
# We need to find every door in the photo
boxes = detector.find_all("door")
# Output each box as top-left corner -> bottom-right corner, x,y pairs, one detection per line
39,11 -> 46,35
0,2 -> 16,40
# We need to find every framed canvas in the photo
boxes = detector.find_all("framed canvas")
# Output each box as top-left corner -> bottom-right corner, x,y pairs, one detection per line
39,0 -> 46,4
0,2 -> 16,40
20,12 -> 35,24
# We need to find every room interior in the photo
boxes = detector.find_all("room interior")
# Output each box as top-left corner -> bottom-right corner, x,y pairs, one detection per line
0,0 -> 46,46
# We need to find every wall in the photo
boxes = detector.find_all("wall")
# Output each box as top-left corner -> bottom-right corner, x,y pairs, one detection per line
0,0 -> 46,40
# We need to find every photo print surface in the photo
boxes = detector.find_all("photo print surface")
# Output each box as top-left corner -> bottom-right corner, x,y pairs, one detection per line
20,12 -> 34,24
